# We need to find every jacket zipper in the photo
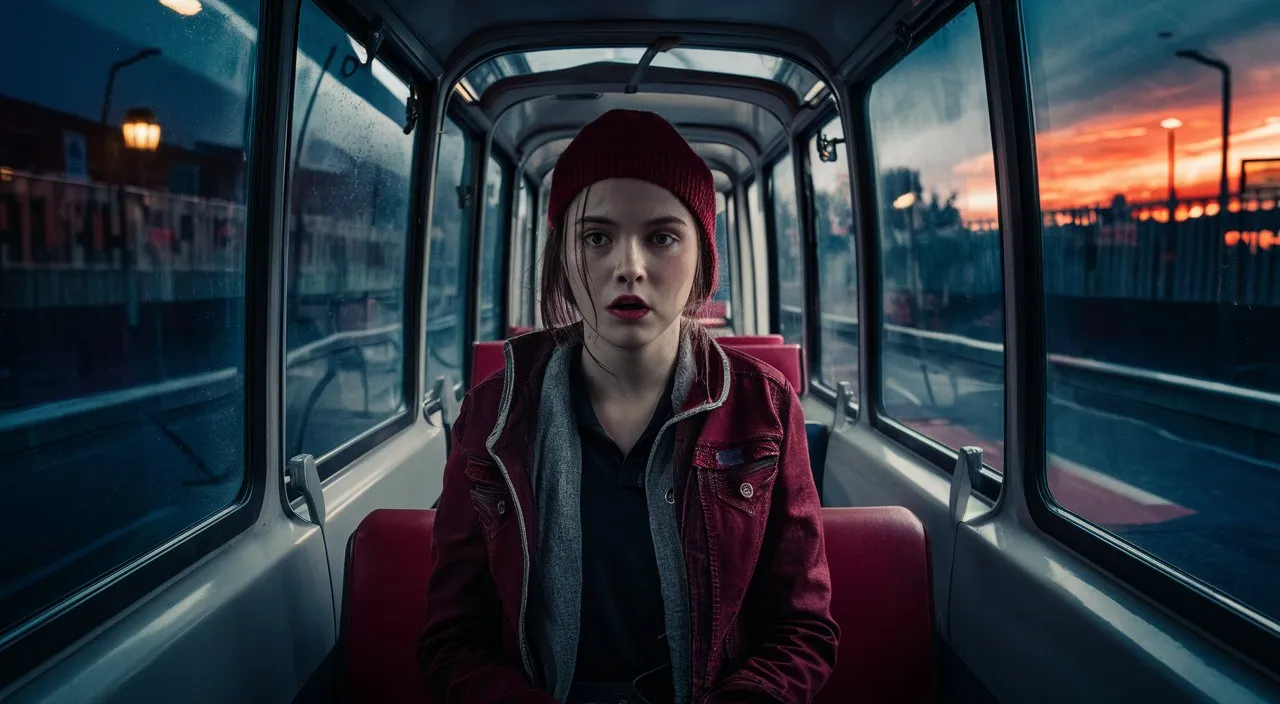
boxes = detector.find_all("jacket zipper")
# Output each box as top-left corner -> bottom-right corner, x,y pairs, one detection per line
485,341 -> 536,682
643,341 -> 733,704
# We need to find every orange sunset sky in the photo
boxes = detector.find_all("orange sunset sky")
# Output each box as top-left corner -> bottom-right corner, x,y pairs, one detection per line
954,24 -> 1280,221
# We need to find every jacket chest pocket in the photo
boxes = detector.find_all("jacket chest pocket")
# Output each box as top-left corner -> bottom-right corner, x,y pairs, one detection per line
464,458 -> 513,543
694,437 -> 781,554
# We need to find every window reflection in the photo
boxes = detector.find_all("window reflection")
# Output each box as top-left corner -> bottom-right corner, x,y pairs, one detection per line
810,117 -> 859,393
869,6 -> 1006,470
0,0 -> 258,638
283,0 -> 414,469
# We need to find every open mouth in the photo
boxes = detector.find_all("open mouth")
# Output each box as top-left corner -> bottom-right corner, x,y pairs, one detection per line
607,295 -> 651,320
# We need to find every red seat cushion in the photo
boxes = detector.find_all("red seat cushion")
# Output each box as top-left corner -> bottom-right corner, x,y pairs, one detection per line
341,506 -> 932,703
341,509 -> 436,703
716,334 -> 785,346
730,343 -> 807,395
816,506 -> 933,704
471,340 -> 506,387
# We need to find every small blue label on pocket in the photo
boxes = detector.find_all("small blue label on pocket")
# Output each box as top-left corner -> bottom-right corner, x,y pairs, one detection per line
716,448 -> 744,467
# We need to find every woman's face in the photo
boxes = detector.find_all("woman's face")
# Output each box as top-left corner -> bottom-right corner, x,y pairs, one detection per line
563,178 -> 700,351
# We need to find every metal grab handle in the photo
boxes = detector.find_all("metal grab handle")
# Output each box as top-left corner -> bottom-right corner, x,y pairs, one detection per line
286,453 -> 325,526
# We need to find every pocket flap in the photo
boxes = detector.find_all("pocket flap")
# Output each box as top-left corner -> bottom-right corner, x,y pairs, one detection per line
693,436 -> 782,471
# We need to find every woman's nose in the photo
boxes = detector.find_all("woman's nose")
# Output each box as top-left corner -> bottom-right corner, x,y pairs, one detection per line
614,237 -> 646,283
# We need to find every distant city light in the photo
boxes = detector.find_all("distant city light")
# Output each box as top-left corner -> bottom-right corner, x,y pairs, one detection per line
160,0 -> 203,16
1160,117 -> 1183,130
893,192 -> 917,209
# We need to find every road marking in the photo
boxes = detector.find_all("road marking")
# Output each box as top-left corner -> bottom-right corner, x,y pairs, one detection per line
885,377 -> 923,406
1050,453 -> 1174,507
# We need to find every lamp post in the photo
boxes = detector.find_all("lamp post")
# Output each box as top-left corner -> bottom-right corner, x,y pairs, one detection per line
100,48 -> 161,328
1161,117 -> 1181,204
1174,49 -> 1231,209
1176,48 -> 1239,376
894,190 -> 936,407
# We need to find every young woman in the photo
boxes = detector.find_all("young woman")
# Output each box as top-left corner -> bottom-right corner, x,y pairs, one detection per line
418,109 -> 838,704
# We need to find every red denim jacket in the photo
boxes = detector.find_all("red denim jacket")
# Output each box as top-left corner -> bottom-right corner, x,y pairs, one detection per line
418,329 -> 838,703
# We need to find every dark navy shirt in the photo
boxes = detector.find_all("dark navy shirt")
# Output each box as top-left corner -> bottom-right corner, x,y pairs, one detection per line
569,349 -> 675,693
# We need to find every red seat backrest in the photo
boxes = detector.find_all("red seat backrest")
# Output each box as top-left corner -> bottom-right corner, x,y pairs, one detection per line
342,509 -> 436,703
730,343 -> 807,396
716,334 -> 785,346
471,340 -> 506,387
341,506 -> 933,703
816,506 -> 933,704
507,324 -> 534,337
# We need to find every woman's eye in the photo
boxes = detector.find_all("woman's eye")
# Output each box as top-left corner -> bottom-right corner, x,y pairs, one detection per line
583,231 -> 609,247
652,232 -> 678,247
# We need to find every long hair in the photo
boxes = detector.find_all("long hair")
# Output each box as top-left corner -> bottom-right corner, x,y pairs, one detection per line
538,184 -> 717,380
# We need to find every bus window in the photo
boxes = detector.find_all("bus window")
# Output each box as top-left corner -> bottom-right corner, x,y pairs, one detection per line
707,191 -> 734,325
0,0 -> 258,644
810,117 -> 859,395
477,155 -> 509,341
868,5 -> 1006,470
283,0 -> 415,469
425,117 -> 474,387
509,178 -> 534,330
1025,0 -> 1280,625
770,155 -> 805,343
746,179 -> 768,325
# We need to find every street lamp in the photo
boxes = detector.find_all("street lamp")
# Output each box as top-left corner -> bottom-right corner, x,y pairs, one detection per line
99,48 -> 161,329
99,48 -> 162,134
122,108 -> 161,151
1161,117 -> 1181,203
1175,49 -> 1231,208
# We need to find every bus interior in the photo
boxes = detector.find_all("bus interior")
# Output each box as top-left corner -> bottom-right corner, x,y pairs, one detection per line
1,0 -> 1280,701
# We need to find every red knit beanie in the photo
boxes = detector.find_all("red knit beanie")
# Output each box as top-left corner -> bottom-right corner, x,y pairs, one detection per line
548,109 -> 718,295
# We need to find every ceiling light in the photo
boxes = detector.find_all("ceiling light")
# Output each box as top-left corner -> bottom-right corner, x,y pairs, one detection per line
803,80 -> 827,104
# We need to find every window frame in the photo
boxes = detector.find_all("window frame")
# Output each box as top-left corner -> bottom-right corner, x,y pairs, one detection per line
289,0 -> 427,482
801,106 -> 861,413
424,110 -> 478,400
522,174 -> 540,328
0,0 -> 292,684
854,1 -> 1005,500
991,0 -> 1280,675
721,189 -> 742,333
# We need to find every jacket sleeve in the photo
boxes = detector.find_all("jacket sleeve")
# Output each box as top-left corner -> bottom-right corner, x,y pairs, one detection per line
703,386 -> 840,704
417,391 -> 557,704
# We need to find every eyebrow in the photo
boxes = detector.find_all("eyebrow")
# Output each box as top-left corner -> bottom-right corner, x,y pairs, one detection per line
576,214 -> 690,228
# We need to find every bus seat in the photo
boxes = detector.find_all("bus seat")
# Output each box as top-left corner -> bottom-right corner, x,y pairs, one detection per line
341,506 -> 930,703
341,508 -> 436,703
716,334 -> 785,345
507,324 -> 534,337
471,340 -> 506,387
817,506 -> 933,704
730,343 -> 807,396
